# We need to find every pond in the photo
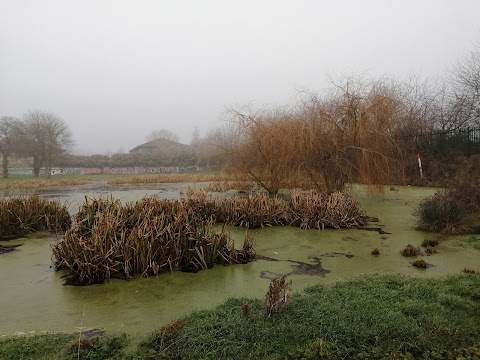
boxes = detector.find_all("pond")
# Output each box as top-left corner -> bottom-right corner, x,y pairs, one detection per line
1,184 -> 479,338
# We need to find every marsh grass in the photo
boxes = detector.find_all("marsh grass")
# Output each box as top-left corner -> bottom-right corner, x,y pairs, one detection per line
0,195 -> 71,239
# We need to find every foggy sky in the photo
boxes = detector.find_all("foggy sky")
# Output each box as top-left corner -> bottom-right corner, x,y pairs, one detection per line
1,0 -> 479,154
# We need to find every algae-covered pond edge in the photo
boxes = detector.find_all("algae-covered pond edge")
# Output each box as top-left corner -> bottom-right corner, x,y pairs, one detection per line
2,185 -> 480,338
2,273 -> 480,360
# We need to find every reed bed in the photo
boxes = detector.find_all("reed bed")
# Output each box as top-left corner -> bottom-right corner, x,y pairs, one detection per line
52,195 -> 256,285
106,172 -> 236,186
0,195 -> 71,239
0,177 -> 92,190
289,190 -> 367,229
52,188 -> 365,285
184,188 -> 366,230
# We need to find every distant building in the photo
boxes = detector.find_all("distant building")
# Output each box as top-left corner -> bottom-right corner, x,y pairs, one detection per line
129,138 -> 189,155
129,138 -> 195,166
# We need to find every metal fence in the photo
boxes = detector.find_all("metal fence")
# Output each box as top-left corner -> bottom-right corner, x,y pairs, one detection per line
416,127 -> 480,157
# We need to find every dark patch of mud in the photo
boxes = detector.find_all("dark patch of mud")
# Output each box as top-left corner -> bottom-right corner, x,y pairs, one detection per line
0,244 -> 22,254
320,252 -> 354,259
360,227 -> 391,235
256,254 -> 279,262
258,255 -> 331,278
260,270 -> 283,280
287,257 -> 331,276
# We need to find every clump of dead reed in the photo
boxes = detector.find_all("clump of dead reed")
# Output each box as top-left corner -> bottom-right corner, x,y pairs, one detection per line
185,189 -> 366,230
265,275 -> 291,318
214,193 -> 290,228
401,244 -> 422,257
52,195 -> 256,285
289,190 -> 367,229
53,188 -> 366,285
0,195 -> 71,239
412,258 -> 429,269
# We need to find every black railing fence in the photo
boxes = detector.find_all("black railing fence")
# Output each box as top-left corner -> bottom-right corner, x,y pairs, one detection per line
415,127 -> 480,157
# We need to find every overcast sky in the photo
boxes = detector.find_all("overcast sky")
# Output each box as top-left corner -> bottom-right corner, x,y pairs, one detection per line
1,0 -> 479,154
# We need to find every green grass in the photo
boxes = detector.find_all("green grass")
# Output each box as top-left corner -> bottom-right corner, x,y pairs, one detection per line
2,274 -> 480,359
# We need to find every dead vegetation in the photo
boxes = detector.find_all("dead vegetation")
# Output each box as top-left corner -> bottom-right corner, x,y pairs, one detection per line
401,244 -> 422,257
52,188 -> 365,285
265,275 -> 291,318
0,195 -> 71,239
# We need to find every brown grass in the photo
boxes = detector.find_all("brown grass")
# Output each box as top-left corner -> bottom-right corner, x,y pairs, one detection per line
463,268 -> 477,274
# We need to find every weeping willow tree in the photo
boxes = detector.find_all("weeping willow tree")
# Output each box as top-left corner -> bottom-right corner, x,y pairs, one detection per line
227,77 -> 410,195
226,107 -> 302,196
297,77 -> 406,193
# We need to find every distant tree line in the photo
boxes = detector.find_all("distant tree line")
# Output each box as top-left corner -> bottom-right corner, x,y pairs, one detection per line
0,111 -> 74,178
56,150 -> 195,169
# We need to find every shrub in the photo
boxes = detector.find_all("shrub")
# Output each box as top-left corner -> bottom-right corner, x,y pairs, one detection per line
416,181 -> 480,234
371,248 -> 380,255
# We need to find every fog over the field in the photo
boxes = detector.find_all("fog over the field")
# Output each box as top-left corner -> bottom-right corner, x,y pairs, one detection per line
1,0 -> 479,154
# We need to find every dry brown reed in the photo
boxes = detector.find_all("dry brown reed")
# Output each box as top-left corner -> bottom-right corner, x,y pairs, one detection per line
0,195 -> 71,239
264,275 -> 291,318
106,172 -> 235,186
52,188 -> 365,285
412,258 -> 428,268
289,190 -> 367,229
401,244 -> 422,257
52,194 -> 256,285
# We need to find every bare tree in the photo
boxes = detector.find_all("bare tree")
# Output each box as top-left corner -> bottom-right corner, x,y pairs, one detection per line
195,126 -> 235,169
19,111 -> 74,177
296,77 -> 405,193
0,116 -> 21,178
145,129 -> 179,143
227,107 -> 301,195
450,42 -> 480,126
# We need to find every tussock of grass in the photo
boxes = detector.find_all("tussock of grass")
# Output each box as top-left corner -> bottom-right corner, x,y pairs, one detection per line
0,333 -> 74,360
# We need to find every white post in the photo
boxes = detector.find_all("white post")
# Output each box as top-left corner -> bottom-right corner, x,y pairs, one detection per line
417,154 -> 423,179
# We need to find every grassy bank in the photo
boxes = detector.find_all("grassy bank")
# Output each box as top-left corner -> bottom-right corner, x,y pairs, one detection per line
2,274 -> 480,359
